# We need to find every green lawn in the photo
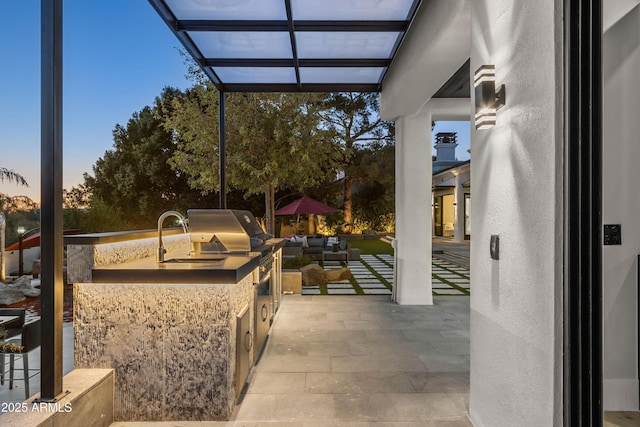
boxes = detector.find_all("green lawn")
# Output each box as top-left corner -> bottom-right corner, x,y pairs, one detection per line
348,239 -> 394,255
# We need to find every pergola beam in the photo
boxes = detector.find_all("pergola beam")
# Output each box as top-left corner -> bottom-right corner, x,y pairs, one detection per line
202,58 -> 391,67
40,0 -> 65,402
176,20 -> 409,32
284,0 -> 301,88
216,83 -> 381,93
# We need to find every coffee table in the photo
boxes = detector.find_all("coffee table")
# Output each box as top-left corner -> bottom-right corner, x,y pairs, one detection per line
322,250 -> 349,265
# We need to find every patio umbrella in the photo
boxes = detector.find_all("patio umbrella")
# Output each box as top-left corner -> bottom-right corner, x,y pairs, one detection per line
275,196 -> 340,235
274,196 -> 340,216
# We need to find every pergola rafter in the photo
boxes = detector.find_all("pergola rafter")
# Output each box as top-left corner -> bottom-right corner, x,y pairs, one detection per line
148,0 -> 423,93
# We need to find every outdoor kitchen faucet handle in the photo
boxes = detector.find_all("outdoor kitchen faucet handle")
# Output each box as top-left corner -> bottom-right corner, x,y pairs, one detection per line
157,246 -> 167,262
157,210 -> 188,263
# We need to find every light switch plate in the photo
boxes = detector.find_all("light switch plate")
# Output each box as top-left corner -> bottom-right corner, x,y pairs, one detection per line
490,235 -> 500,260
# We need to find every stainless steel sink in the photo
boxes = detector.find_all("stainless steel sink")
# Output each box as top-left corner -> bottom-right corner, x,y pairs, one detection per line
162,256 -> 227,263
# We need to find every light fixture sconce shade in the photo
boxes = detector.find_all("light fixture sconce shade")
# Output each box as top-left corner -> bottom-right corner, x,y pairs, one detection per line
474,65 -> 506,130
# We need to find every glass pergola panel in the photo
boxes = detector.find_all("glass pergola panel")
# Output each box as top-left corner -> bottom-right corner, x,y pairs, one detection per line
214,67 -> 297,83
165,0 -> 286,20
300,67 -> 385,84
290,0 -> 415,20
150,0 -> 422,91
189,32 -> 292,58
296,32 -> 401,59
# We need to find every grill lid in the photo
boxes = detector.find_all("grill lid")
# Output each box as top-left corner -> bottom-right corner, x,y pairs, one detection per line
187,209 -> 273,255
230,210 -> 273,241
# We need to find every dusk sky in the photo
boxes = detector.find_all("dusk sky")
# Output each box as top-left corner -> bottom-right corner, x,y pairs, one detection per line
0,1 -> 192,202
0,1 -> 469,203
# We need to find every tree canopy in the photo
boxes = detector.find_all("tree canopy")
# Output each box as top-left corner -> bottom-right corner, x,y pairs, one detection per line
161,86 -> 340,233
84,87 -> 207,229
0,168 -> 34,251
318,92 -> 394,232
73,77 -> 395,234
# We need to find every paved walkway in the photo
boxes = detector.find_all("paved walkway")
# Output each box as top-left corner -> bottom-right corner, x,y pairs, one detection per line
304,250 -> 471,297
0,293 -> 472,426
113,294 -> 471,426
233,295 -> 471,425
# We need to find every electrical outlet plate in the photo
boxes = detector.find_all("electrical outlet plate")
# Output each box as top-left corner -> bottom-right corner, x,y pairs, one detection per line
603,224 -> 621,245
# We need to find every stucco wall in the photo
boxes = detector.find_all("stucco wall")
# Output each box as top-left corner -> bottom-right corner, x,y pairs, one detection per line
602,3 -> 640,411
381,0 -> 564,422
380,0 -> 470,120
468,1 -> 563,426
394,108 -> 433,305
604,0 -> 640,31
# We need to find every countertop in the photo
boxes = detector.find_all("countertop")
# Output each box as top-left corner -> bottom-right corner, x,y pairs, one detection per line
91,252 -> 261,284
64,228 -> 185,245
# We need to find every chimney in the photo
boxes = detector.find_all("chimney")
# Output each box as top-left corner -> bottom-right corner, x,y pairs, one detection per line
434,132 -> 458,162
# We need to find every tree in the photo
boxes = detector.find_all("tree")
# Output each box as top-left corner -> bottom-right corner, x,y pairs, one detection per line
62,183 -> 92,231
0,168 -> 30,280
85,88 -> 206,229
319,93 -> 394,233
159,84 -> 221,195
0,168 -> 28,187
349,141 -> 395,232
162,85 -> 340,234
0,194 -> 39,248
63,182 -> 91,210
226,92 -> 339,233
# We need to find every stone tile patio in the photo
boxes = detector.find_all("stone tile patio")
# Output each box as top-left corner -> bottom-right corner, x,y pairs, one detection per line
101,295 -> 471,426
304,255 -> 470,296
227,295 -> 471,426
1,241 -> 473,426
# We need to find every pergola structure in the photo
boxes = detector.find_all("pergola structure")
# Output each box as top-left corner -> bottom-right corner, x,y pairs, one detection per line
148,0 -> 421,93
147,0 -> 424,209
39,0 -> 603,423
150,0 -> 469,208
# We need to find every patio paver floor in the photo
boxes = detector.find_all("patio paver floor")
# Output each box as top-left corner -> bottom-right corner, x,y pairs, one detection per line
305,255 -> 470,296
107,295 -> 471,426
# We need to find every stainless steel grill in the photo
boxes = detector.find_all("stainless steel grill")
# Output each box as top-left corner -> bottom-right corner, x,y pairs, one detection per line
186,209 -> 275,364
187,209 -> 274,258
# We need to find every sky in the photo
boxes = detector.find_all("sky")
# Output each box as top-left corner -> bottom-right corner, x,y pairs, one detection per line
0,1 -> 193,202
0,1 -> 470,203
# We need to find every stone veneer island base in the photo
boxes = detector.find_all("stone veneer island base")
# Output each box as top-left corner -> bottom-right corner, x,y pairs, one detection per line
73,276 -> 253,421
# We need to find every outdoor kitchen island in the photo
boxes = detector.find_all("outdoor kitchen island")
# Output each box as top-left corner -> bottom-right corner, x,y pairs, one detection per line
67,211 -> 284,422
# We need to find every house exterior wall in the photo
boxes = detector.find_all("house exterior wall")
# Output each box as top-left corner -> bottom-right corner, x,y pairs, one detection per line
394,109 -> 434,305
432,165 -> 470,242
468,1 -> 564,426
380,0 -> 470,119
602,3 -> 640,410
604,0 -> 640,31
2,247 -> 40,275
382,0 -> 564,424
453,170 -> 470,242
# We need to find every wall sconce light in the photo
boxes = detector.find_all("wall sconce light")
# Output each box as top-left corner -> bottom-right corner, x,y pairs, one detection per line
474,65 -> 506,130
